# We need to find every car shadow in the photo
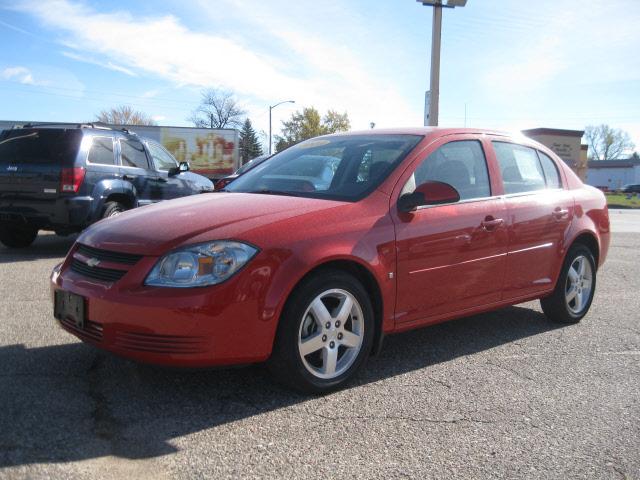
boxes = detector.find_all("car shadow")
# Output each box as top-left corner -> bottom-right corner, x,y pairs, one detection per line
0,305 -> 562,467
0,233 -> 76,264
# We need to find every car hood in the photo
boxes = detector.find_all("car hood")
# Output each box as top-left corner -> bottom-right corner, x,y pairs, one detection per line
79,193 -> 347,256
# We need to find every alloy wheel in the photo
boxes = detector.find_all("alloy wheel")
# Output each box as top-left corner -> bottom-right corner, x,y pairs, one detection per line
297,288 -> 364,380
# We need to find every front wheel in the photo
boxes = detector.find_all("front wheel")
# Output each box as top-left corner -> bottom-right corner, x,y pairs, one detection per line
541,244 -> 596,324
268,270 -> 375,394
0,224 -> 38,248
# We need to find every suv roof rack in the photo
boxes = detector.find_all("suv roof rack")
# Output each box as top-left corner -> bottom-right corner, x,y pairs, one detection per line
17,122 -> 114,130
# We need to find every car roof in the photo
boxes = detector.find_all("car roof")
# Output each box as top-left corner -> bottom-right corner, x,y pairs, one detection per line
327,126 -> 523,139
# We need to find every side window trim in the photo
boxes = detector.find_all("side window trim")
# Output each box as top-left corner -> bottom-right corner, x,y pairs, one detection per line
535,150 -> 564,190
119,137 -> 151,170
402,139 -> 493,202
85,135 -> 116,166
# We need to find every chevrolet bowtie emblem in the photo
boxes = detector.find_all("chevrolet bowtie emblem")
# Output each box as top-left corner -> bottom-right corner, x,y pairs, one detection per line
86,258 -> 100,267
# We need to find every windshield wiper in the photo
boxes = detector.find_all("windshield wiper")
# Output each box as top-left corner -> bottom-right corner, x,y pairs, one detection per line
245,189 -> 301,197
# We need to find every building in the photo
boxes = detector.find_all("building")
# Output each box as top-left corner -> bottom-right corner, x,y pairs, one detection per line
522,128 -> 587,181
585,157 -> 640,191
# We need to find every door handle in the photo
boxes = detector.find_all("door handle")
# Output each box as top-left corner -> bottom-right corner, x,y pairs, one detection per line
123,174 -> 136,181
153,177 -> 167,183
481,216 -> 504,231
552,207 -> 569,219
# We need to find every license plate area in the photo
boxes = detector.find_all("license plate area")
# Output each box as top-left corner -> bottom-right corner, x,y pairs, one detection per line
54,290 -> 86,328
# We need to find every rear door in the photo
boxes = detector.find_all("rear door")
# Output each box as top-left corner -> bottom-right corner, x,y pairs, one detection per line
491,141 -> 574,300
84,135 -> 120,191
118,137 -> 165,205
0,128 -> 81,200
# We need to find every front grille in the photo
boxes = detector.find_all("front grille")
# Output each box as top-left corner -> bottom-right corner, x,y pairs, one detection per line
71,258 -> 127,282
59,317 -> 104,343
76,244 -> 143,265
113,331 -> 209,354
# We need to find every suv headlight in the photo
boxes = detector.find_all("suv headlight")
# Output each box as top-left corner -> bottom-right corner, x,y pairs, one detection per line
145,241 -> 258,288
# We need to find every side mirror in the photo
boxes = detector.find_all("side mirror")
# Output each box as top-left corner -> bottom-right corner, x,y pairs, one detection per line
168,162 -> 189,176
398,181 -> 460,213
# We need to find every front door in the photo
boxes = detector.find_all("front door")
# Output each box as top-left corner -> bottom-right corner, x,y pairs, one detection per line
146,141 -> 193,199
393,137 -> 508,326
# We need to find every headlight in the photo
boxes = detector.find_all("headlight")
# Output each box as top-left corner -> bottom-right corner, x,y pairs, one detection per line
145,241 -> 258,288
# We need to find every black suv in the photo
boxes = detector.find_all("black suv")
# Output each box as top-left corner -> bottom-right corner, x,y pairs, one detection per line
0,124 -> 213,247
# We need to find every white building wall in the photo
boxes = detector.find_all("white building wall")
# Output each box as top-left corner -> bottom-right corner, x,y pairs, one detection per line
586,166 -> 640,189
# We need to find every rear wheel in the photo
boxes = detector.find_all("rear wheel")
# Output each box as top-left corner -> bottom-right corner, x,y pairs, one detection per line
0,224 -> 38,248
268,270 -> 375,394
102,201 -> 126,219
541,244 -> 596,324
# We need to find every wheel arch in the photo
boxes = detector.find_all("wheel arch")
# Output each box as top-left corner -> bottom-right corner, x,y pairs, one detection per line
276,258 -> 386,356
570,231 -> 600,267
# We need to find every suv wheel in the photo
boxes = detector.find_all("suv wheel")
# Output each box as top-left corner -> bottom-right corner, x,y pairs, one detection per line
541,244 -> 596,324
268,270 -> 374,394
0,224 -> 39,248
102,201 -> 126,219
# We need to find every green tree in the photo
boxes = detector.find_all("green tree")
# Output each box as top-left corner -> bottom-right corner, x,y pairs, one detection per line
238,118 -> 263,164
275,107 -> 350,152
584,124 -> 635,161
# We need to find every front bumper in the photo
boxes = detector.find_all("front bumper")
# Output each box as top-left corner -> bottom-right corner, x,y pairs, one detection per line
50,251 -> 278,367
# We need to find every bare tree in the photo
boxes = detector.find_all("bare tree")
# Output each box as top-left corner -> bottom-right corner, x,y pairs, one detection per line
95,105 -> 157,125
189,89 -> 246,129
584,124 -> 635,161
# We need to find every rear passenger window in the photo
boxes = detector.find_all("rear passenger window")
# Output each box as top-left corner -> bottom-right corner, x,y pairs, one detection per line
87,137 -> 115,165
537,151 -> 562,189
120,139 -> 149,169
493,142 -> 546,194
402,140 -> 491,201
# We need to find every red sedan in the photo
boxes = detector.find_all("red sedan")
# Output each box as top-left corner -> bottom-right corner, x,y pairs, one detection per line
51,128 -> 610,393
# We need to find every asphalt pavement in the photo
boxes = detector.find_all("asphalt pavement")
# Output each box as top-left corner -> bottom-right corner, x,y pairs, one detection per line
0,214 -> 638,479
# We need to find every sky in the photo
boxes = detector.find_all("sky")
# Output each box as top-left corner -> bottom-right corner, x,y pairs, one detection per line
0,0 -> 639,152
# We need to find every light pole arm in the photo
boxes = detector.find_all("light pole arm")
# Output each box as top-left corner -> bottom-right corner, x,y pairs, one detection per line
268,100 -> 295,155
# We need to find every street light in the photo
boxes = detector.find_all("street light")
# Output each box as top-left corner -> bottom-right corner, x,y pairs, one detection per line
417,0 -> 467,126
269,100 -> 295,154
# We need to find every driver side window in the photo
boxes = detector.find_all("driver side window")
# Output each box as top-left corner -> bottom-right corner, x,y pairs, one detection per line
147,142 -> 178,171
401,140 -> 491,201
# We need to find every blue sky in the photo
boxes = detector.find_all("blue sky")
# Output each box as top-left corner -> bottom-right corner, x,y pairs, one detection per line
1,0 -> 639,151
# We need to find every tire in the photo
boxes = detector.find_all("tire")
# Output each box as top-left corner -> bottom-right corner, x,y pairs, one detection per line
541,244 -> 596,324
102,201 -> 126,219
0,224 -> 38,248
267,270 -> 375,394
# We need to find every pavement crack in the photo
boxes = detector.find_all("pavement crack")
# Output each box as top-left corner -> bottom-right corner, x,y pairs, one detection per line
485,360 -> 535,381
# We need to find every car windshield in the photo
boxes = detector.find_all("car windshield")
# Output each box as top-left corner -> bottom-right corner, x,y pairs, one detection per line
226,134 -> 422,201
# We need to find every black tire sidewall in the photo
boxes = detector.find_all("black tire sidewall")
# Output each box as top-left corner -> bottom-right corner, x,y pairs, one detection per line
272,270 -> 375,393
102,202 -> 125,219
0,224 -> 38,248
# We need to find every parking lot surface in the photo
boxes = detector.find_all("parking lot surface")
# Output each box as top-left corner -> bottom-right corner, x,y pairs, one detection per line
0,218 -> 638,479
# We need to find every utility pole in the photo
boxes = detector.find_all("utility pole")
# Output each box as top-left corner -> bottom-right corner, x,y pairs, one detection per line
417,0 -> 467,126
268,100 -> 295,155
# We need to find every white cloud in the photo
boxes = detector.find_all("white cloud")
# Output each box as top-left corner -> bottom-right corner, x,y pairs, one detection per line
1,65 -> 47,85
12,0 -> 421,131
61,51 -> 137,77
